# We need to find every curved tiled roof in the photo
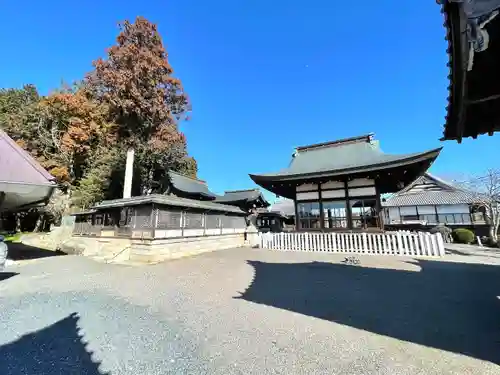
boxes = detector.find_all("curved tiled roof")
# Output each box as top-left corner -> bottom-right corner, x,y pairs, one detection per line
249,134 -> 441,199
168,171 -> 217,200
250,135 -> 441,181
250,134 -> 441,191
214,189 -> 269,206
382,190 -> 478,206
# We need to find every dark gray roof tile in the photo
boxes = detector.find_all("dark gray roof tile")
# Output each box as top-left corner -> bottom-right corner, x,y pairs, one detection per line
168,171 -> 217,199
250,134 -> 441,180
214,189 -> 269,206
93,194 -> 246,214
382,173 -> 480,207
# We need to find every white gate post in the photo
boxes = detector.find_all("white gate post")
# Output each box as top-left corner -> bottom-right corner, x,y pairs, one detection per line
435,233 -> 445,257
396,233 -> 404,255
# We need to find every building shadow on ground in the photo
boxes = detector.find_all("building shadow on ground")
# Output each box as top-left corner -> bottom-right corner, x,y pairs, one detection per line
6,243 -> 66,261
0,312 -> 109,375
445,248 -> 474,256
0,272 -> 18,281
236,259 -> 500,365
445,247 -> 500,259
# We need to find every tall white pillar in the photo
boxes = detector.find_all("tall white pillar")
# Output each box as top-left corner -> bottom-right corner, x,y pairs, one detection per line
123,148 -> 135,199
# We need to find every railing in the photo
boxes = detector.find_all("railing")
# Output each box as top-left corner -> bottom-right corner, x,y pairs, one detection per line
260,231 -> 445,257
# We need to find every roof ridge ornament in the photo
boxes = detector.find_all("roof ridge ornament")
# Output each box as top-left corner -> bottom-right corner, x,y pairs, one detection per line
224,188 -> 259,193
295,133 -> 375,153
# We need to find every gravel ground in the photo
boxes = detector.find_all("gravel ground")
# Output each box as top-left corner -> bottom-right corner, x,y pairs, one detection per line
1,247 -> 500,374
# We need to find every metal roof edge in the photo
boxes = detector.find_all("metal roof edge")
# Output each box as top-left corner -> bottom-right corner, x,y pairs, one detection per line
0,129 -> 55,182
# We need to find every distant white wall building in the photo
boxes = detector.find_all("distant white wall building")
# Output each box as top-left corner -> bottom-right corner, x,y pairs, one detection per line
382,173 -> 485,227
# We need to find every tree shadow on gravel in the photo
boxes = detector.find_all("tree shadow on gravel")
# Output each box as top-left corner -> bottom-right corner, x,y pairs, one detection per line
0,312 -> 109,375
236,259 -> 500,365
7,243 -> 66,261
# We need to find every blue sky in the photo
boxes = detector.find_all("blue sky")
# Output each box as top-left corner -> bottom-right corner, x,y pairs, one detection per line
1,1 -> 498,202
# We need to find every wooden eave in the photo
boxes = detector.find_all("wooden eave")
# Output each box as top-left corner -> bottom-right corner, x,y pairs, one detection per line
440,1 -> 500,142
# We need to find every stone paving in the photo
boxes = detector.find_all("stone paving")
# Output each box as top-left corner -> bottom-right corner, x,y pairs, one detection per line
1,247 -> 500,374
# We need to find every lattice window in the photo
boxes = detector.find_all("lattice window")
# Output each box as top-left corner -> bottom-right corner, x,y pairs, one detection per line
157,208 -> 182,229
220,215 -> 233,228
118,208 -> 134,227
206,213 -> 221,229
94,213 -> 104,226
104,212 -> 116,226
183,211 -> 204,229
233,216 -> 246,228
135,206 -> 154,228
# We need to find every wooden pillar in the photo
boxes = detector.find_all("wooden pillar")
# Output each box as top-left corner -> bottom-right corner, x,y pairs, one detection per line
375,183 -> 384,230
150,203 -> 158,238
434,205 -> 439,224
328,210 -> 333,229
294,192 -> 300,231
318,182 -> 324,231
344,179 -> 352,230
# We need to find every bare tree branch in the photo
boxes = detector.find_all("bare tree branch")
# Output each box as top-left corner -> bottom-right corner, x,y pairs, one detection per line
457,169 -> 500,242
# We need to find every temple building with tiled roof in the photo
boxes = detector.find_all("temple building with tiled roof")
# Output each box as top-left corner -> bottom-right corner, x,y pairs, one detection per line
250,134 -> 442,231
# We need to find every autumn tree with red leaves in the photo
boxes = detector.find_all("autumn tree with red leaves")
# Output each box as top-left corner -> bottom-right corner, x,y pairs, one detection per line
85,16 -> 197,193
0,16 -> 198,213
0,85 -> 120,212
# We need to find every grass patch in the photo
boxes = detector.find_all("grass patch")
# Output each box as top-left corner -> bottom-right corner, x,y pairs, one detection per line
1,232 -> 25,243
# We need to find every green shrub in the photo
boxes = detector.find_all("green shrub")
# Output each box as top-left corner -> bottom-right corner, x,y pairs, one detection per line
429,225 -> 452,236
452,228 -> 475,244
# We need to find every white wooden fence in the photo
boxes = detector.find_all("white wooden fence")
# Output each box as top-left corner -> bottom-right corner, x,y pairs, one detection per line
260,231 -> 445,257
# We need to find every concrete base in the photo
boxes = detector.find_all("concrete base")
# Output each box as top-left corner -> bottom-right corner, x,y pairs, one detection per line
61,233 -> 246,264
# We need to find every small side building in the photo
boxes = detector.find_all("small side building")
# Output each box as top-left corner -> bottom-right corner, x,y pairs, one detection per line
256,198 -> 296,232
255,211 -> 289,233
382,173 -> 488,234
71,171 -> 250,263
214,188 -> 270,212
249,134 -> 442,232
